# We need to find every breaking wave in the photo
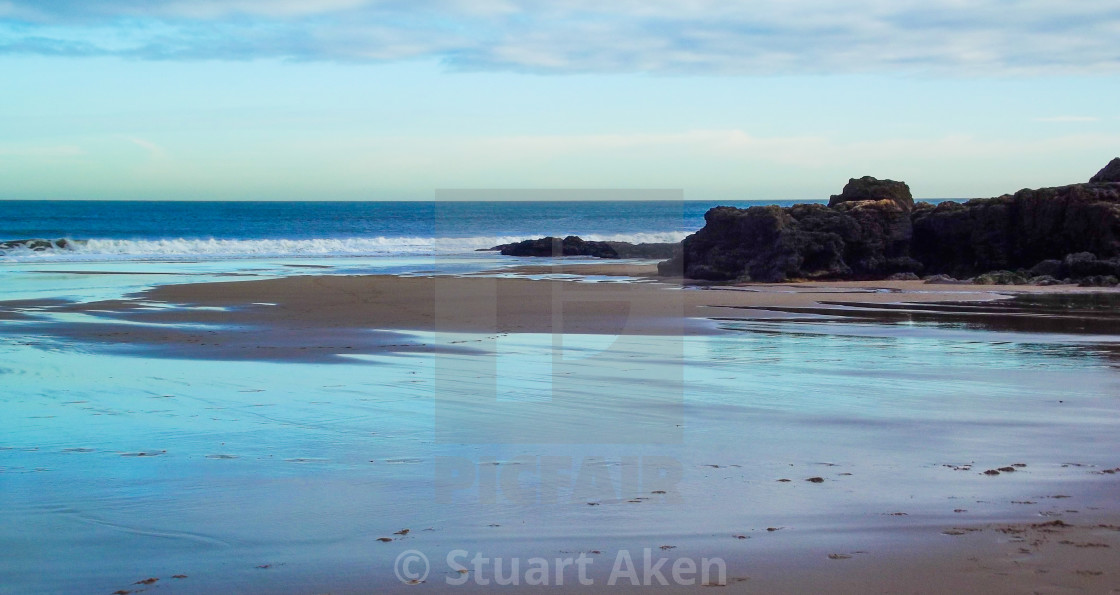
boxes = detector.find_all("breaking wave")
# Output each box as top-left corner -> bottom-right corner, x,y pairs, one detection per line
0,232 -> 689,263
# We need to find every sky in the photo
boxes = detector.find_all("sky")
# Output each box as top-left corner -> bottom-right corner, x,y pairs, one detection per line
1,0 -> 1119,201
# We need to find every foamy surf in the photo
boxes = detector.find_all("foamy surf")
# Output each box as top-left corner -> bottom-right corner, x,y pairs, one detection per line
0,232 -> 690,263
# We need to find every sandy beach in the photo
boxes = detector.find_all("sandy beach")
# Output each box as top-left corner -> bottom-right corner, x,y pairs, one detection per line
8,263 -> 1116,362
15,266 -> 1112,344
3,264 -> 1119,592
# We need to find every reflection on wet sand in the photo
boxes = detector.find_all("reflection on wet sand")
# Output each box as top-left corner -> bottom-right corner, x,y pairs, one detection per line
3,274 -> 1120,593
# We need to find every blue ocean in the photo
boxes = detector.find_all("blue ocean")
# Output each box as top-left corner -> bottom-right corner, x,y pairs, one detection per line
0,200 -> 807,262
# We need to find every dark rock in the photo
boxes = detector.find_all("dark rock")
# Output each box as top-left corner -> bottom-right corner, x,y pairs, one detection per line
912,181 -> 1120,277
662,159 -> 1120,283
1090,158 -> 1120,183
0,238 -> 73,252
1063,252 -> 1120,278
909,201 -> 975,278
1029,259 -> 1063,278
1063,252 -> 1097,276
923,274 -> 968,285
494,236 -> 617,258
1078,275 -> 1119,287
887,272 -> 920,281
659,205 -> 798,281
1028,275 -> 1063,286
882,257 -> 925,275
664,193 -> 919,282
831,200 -> 916,274
492,236 -> 677,259
973,270 -> 1029,285
828,176 -> 914,210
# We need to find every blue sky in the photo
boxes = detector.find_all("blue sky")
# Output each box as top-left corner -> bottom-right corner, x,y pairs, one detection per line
1,0 -> 1118,200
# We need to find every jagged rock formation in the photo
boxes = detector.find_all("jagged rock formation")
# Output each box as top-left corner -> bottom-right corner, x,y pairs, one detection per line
658,177 -> 921,281
1090,158 -> 1120,183
911,182 -> 1120,278
659,160 -> 1120,285
488,236 -> 679,259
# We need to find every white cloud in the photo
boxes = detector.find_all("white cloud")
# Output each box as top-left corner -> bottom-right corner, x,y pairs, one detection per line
2,1 -> 1120,75
158,0 -> 371,19
125,136 -> 168,159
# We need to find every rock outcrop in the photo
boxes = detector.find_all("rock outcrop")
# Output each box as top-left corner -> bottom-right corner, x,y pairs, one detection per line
489,236 -> 678,259
911,182 -> 1120,278
658,177 -> 921,281
660,159 -> 1120,284
828,176 -> 914,210
1090,158 -> 1120,183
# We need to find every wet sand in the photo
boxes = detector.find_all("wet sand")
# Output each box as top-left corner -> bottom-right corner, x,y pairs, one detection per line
3,270 -> 1116,362
8,271 -> 1111,334
3,268 -> 1120,592
685,515 -> 1120,595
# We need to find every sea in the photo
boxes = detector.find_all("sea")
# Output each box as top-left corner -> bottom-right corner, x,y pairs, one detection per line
0,199 -> 783,263
3,199 -> 1120,593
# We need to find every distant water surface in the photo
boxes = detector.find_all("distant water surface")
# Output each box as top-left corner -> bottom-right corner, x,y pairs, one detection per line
0,200 -> 822,262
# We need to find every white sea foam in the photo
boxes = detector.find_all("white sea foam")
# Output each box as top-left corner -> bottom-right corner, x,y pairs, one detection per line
0,232 -> 690,263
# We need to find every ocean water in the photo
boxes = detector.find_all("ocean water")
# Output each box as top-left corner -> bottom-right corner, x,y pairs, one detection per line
3,200 -> 1120,593
0,200 -> 802,262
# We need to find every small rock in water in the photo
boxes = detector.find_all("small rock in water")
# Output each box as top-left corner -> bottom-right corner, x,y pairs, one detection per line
806,477 -> 825,483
